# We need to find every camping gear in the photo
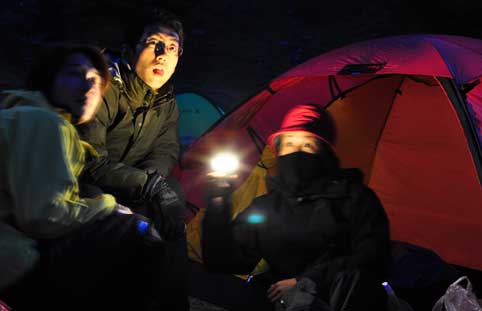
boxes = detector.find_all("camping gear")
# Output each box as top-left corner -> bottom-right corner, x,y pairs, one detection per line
176,92 -> 224,147
388,241 -> 461,310
179,34 -> 482,273
432,277 -> 482,311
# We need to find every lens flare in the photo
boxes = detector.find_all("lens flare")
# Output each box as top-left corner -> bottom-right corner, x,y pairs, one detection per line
210,152 -> 239,176
247,214 -> 265,224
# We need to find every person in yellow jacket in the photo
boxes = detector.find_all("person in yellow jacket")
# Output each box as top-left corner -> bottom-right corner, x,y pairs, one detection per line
0,45 -> 165,311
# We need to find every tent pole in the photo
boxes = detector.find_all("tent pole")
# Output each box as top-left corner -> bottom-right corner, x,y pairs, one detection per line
438,77 -> 482,186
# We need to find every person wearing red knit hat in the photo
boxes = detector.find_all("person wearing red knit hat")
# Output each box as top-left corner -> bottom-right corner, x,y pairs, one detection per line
202,104 -> 391,311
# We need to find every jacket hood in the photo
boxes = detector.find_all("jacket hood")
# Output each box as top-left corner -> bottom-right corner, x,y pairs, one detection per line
2,90 -> 51,110
2,90 -> 75,123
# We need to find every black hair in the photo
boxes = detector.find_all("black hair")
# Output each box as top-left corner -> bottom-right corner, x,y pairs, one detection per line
25,44 -> 110,101
125,9 -> 184,56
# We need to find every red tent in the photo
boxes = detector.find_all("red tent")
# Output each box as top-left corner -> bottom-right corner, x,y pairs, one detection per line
178,35 -> 482,271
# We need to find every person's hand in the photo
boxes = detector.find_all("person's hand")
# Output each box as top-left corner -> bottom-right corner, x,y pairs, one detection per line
151,189 -> 186,240
205,172 -> 238,206
143,175 -> 186,240
142,171 -> 167,200
267,278 -> 297,303
137,218 -> 162,241
107,210 -> 162,242
114,203 -> 133,214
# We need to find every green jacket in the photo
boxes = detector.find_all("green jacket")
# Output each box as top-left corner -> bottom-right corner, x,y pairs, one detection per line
0,91 -> 116,290
78,62 -> 180,201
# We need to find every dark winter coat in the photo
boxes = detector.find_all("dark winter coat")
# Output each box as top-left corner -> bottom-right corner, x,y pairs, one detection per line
202,169 -> 390,292
78,62 -> 180,201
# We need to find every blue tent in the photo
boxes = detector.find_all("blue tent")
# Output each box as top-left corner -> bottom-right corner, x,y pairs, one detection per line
176,92 -> 224,148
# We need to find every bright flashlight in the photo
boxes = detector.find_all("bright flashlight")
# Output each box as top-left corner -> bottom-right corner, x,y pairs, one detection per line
210,152 -> 239,176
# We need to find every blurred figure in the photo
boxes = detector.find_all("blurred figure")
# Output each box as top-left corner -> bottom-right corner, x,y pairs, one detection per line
77,9 -> 189,310
202,104 -> 390,310
0,44 -> 165,311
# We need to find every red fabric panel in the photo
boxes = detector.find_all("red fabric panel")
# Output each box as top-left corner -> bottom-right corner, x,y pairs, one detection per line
428,36 -> 482,82
327,76 -> 403,181
369,78 -> 482,270
276,35 -> 482,84
251,75 -> 373,143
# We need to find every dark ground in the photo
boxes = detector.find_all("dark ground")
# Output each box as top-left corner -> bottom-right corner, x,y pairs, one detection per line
1,0 -> 482,111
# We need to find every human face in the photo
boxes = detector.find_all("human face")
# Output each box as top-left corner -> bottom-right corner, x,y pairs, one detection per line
134,28 -> 180,91
278,131 -> 322,156
50,53 -> 103,124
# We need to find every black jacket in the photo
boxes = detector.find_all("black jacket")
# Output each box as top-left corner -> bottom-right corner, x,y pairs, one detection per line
78,62 -> 179,201
202,169 -> 390,292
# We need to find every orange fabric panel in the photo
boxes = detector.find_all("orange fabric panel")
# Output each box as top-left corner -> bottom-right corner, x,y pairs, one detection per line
328,76 -> 403,181
369,78 -> 482,270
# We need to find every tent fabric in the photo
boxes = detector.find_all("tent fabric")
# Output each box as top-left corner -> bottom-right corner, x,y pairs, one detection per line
179,35 -> 482,271
176,92 -> 224,146
277,35 -> 482,84
369,77 -> 482,270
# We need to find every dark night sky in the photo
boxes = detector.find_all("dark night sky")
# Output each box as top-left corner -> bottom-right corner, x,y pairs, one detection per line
1,0 -> 482,110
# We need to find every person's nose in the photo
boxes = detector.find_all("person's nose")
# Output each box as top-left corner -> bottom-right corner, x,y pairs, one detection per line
155,42 -> 166,59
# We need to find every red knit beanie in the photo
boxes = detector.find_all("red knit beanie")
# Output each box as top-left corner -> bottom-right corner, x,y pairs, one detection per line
267,104 -> 336,151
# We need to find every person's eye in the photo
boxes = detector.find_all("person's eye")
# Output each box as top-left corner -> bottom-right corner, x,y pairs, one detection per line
167,45 -> 178,53
87,77 -> 100,87
86,72 -> 102,86
146,40 -> 158,46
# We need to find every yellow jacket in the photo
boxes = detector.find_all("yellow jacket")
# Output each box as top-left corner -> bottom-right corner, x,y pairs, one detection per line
0,91 -> 116,290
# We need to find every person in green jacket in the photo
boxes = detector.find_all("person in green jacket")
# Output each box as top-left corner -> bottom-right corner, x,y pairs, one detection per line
78,9 -> 185,232
0,44 -> 165,311
78,9 -> 190,310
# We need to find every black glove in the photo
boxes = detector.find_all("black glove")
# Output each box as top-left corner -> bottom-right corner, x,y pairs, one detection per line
205,175 -> 236,208
143,173 -> 186,240
142,172 -> 167,201
86,210 -> 163,245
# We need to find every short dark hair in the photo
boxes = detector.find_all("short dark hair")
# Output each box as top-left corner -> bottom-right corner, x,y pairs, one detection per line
126,9 -> 184,55
25,44 -> 110,101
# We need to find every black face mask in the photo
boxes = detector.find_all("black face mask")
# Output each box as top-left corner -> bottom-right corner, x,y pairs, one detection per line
277,150 -> 339,193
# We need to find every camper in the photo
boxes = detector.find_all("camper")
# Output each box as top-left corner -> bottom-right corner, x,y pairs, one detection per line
180,34 -> 482,310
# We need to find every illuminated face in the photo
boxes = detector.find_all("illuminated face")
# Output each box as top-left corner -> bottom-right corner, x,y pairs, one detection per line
278,131 -> 322,156
134,28 -> 180,91
50,53 -> 103,124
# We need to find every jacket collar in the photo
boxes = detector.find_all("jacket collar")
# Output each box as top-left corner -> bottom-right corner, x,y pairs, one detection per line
267,168 -> 364,203
2,90 -> 51,110
117,62 -> 174,109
